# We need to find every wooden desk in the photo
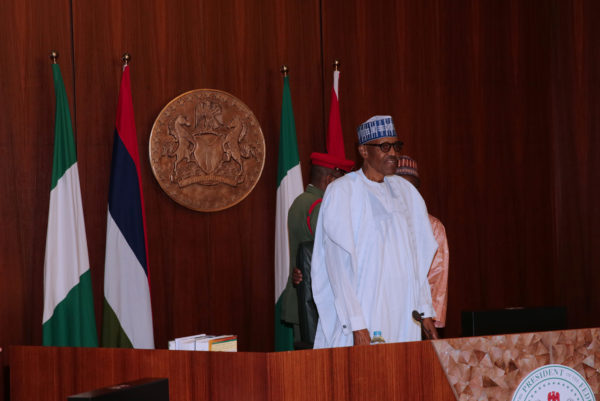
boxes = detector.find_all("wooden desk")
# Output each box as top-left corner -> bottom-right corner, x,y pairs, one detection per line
9,341 -> 455,401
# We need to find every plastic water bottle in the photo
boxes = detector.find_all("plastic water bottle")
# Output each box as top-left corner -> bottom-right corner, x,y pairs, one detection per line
371,330 -> 386,344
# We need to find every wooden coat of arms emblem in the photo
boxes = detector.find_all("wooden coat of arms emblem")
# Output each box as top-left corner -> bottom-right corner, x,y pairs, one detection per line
149,89 -> 265,212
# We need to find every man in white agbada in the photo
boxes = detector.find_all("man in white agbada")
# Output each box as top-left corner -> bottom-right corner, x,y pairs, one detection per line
312,115 -> 439,347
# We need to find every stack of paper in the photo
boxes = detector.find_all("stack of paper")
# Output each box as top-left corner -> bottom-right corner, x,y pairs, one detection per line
168,334 -> 237,352
195,335 -> 237,352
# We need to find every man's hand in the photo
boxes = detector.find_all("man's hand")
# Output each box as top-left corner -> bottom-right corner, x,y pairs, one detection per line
353,329 -> 371,346
292,268 -> 303,285
422,318 -> 440,339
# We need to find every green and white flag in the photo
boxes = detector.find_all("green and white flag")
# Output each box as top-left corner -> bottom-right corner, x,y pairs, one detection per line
274,74 -> 304,351
42,63 -> 98,347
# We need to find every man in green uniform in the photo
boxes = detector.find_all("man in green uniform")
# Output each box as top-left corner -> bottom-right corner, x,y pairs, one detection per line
280,152 -> 354,348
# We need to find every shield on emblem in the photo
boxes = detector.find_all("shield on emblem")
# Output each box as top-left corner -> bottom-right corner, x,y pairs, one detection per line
193,133 -> 223,174
149,88 -> 266,212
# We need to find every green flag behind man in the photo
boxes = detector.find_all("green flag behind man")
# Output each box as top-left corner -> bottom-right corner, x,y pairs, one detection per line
274,70 -> 304,351
42,60 -> 98,347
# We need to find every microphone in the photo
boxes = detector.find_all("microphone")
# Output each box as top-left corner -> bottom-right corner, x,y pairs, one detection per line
412,310 -> 433,339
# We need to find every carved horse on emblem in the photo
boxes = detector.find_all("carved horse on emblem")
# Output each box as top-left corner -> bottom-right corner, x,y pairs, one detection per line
167,115 -> 195,179
222,116 -> 254,179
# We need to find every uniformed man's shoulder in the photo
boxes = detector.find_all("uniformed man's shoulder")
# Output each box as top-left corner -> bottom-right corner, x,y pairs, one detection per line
290,185 -> 322,211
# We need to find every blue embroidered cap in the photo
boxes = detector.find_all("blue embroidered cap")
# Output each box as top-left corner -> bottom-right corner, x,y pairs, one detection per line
357,115 -> 397,144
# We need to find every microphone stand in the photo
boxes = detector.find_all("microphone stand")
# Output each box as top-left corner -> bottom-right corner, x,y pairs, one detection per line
412,310 -> 433,340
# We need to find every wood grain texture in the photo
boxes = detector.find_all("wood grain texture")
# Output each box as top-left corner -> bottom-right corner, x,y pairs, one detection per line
69,0 -> 324,352
0,1 -> 74,400
8,346 -> 269,401
321,0 -> 600,338
268,343 -> 455,400
9,344 -> 454,401
2,2 -> 600,401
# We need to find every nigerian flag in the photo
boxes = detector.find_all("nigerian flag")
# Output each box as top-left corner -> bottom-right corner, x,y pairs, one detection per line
42,63 -> 98,347
274,73 -> 304,351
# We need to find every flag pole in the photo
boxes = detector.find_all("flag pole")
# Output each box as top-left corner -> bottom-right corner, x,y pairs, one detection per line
333,59 -> 340,71
280,65 -> 289,77
44,47 -> 98,347
103,50 -> 154,348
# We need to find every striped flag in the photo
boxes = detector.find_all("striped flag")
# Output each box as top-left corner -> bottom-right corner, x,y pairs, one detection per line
102,64 -> 154,349
274,74 -> 304,351
42,62 -> 98,347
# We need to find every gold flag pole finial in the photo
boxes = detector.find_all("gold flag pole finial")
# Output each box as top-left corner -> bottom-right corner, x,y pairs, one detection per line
333,59 -> 340,71
122,53 -> 131,66
280,65 -> 289,77
49,51 -> 58,64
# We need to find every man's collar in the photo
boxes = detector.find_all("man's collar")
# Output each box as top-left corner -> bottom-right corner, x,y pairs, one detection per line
306,184 -> 325,197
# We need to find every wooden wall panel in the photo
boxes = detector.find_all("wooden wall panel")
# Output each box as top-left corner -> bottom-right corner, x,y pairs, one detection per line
3,2 -> 600,401
321,0 -> 600,338
548,0 -> 600,335
69,0 -> 324,351
0,0 -> 74,400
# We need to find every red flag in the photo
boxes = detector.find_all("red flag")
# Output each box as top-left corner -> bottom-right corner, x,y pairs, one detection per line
102,64 -> 154,348
326,70 -> 346,159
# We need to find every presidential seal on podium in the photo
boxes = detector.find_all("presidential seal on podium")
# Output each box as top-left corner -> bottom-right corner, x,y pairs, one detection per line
511,364 -> 595,401
149,89 -> 265,212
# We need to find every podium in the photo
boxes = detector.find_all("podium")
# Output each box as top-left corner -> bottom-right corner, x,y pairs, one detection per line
9,341 -> 453,401
8,328 -> 600,400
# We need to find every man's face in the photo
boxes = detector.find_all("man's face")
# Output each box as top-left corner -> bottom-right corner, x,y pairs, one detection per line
325,168 -> 346,187
359,136 -> 401,178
